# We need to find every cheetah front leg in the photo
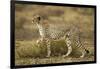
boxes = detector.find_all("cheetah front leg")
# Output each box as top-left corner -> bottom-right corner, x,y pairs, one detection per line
46,39 -> 51,57
63,37 -> 72,57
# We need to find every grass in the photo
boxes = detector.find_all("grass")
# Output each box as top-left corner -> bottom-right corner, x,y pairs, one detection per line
15,39 -> 94,65
16,56 -> 94,65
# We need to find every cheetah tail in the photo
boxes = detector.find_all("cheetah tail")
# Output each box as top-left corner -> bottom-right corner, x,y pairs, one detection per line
85,49 -> 89,54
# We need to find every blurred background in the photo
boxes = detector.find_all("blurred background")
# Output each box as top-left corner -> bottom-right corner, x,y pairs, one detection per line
15,4 -> 94,41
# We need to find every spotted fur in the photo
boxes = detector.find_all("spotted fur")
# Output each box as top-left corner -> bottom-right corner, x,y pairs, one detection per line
32,15 -> 89,58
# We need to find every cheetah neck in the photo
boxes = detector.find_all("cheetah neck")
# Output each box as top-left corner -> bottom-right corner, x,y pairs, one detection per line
37,24 -> 46,38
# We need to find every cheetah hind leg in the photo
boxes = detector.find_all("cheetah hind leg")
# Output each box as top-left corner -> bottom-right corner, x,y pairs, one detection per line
80,48 -> 89,58
80,50 -> 86,58
77,42 -> 89,58
62,37 -> 72,58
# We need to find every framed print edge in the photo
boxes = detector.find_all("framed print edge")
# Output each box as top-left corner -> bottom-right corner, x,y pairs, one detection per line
10,1 -> 15,69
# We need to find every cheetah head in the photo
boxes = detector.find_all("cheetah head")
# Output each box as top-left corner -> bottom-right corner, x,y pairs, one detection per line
32,15 -> 41,24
